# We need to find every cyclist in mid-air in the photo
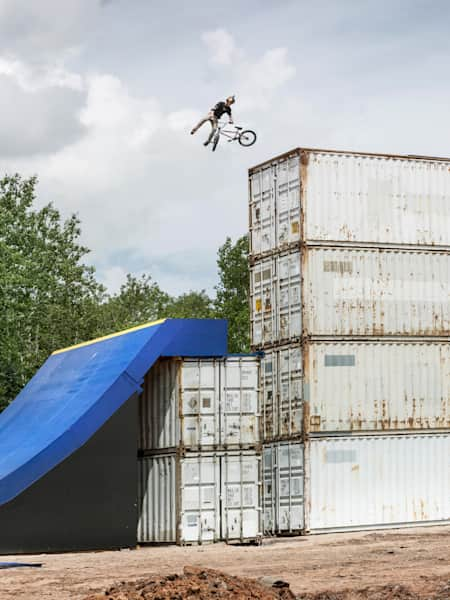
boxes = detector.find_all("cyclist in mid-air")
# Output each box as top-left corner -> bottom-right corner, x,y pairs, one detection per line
191,96 -> 235,146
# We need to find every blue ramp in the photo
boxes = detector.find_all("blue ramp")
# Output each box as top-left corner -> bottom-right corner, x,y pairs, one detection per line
0,318 -> 226,507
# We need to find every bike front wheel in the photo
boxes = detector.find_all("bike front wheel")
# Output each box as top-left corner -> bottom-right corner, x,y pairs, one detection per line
238,130 -> 257,147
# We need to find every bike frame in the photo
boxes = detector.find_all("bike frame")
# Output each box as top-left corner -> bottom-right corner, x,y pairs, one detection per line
217,124 -> 241,142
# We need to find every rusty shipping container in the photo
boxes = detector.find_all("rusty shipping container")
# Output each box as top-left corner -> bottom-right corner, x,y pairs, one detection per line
260,340 -> 450,441
137,450 -> 261,544
249,148 -> 450,257
263,434 -> 450,535
139,356 -> 260,451
250,246 -> 450,345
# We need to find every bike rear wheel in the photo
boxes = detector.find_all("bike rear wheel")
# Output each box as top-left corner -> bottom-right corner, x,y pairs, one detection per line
212,132 -> 220,152
238,130 -> 257,147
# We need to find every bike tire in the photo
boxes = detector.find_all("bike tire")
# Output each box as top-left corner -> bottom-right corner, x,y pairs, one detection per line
238,130 -> 257,147
212,133 -> 220,152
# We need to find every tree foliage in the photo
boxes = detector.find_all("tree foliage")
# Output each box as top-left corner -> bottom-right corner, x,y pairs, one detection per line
96,274 -> 170,333
0,175 -> 104,411
215,235 -> 250,353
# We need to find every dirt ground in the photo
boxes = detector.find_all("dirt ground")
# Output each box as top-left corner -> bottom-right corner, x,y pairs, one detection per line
0,526 -> 448,599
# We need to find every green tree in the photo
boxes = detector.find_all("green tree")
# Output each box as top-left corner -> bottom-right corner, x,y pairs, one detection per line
97,274 -> 170,333
164,290 -> 215,319
215,235 -> 250,353
0,175 -> 104,410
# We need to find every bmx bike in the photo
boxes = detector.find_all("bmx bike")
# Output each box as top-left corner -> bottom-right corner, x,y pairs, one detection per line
211,122 -> 257,152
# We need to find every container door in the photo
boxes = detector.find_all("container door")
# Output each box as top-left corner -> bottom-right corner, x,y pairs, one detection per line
221,358 -> 259,448
276,442 -> 304,533
261,351 -> 277,442
180,454 -> 220,543
277,251 -> 302,342
180,361 -> 220,449
262,445 -> 276,534
275,155 -> 301,249
277,347 -> 303,438
221,453 -> 261,542
249,166 -> 276,256
250,257 -> 276,347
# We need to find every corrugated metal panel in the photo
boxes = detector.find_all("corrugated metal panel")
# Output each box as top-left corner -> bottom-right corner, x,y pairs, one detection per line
249,149 -> 450,256
261,346 -> 303,441
304,151 -> 450,247
139,357 -> 260,451
139,359 -> 179,450
262,442 -> 304,535
304,247 -> 450,336
138,454 -> 177,543
137,451 -> 261,544
260,341 -> 450,440
308,434 -> 450,531
306,341 -> 450,432
250,247 -> 450,345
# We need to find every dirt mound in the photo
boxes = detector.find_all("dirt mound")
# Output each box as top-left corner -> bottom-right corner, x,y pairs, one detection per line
83,566 -> 295,600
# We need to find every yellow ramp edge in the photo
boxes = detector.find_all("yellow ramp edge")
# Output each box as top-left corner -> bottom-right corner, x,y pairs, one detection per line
52,318 -> 167,355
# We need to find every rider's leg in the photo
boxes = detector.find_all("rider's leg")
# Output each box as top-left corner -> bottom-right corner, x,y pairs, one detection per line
191,116 -> 209,135
191,111 -> 215,135
204,117 -> 218,145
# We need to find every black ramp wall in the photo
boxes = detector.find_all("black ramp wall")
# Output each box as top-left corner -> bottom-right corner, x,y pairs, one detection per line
0,395 -> 137,554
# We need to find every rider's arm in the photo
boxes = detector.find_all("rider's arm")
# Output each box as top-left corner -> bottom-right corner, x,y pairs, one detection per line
226,106 -> 233,124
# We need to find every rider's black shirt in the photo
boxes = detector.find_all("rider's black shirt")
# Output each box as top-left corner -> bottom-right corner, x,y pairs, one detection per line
212,101 -> 232,119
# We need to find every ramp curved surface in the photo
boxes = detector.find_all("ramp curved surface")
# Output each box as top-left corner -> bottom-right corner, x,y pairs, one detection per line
0,318 -> 226,506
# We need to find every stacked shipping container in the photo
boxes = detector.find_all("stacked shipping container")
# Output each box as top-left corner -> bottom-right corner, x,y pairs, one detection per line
249,148 -> 450,534
137,356 -> 261,544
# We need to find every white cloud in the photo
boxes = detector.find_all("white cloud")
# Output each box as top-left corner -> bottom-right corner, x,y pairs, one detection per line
0,55 -> 84,91
202,29 -> 239,66
0,55 -> 86,156
200,29 -> 296,112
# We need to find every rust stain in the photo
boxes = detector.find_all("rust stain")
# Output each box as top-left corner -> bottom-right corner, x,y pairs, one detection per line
299,151 -> 309,243
302,400 -> 311,441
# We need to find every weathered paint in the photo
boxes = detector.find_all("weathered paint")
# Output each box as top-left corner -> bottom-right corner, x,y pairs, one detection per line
249,148 -> 450,256
260,340 -> 450,440
137,451 -> 261,544
306,341 -> 450,433
250,247 -> 450,345
307,434 -> 450,531
139,357 -> 260,451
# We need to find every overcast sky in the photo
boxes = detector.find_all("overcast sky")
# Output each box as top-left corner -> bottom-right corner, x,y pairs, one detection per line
0,0 -> 449,295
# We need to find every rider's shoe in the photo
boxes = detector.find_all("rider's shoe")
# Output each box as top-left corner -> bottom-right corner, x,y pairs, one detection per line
203,141 -> 209,146
190,129 -> 195,135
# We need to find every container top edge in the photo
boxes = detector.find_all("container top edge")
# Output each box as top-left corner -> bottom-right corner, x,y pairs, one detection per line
248,146 -> 450,174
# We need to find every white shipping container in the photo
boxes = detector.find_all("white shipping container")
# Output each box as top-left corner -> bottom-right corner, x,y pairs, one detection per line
263,435 -> 450,535
139,357 -> 260,451
262,442 -> 304,535
137,451 -> 261,544
307,434 -> 450,531
249,149 -> 450,256
250,246 -> 450,345
260,341 -> 450,440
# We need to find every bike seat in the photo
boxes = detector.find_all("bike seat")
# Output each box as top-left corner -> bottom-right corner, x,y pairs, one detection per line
235,126 -> 243,130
